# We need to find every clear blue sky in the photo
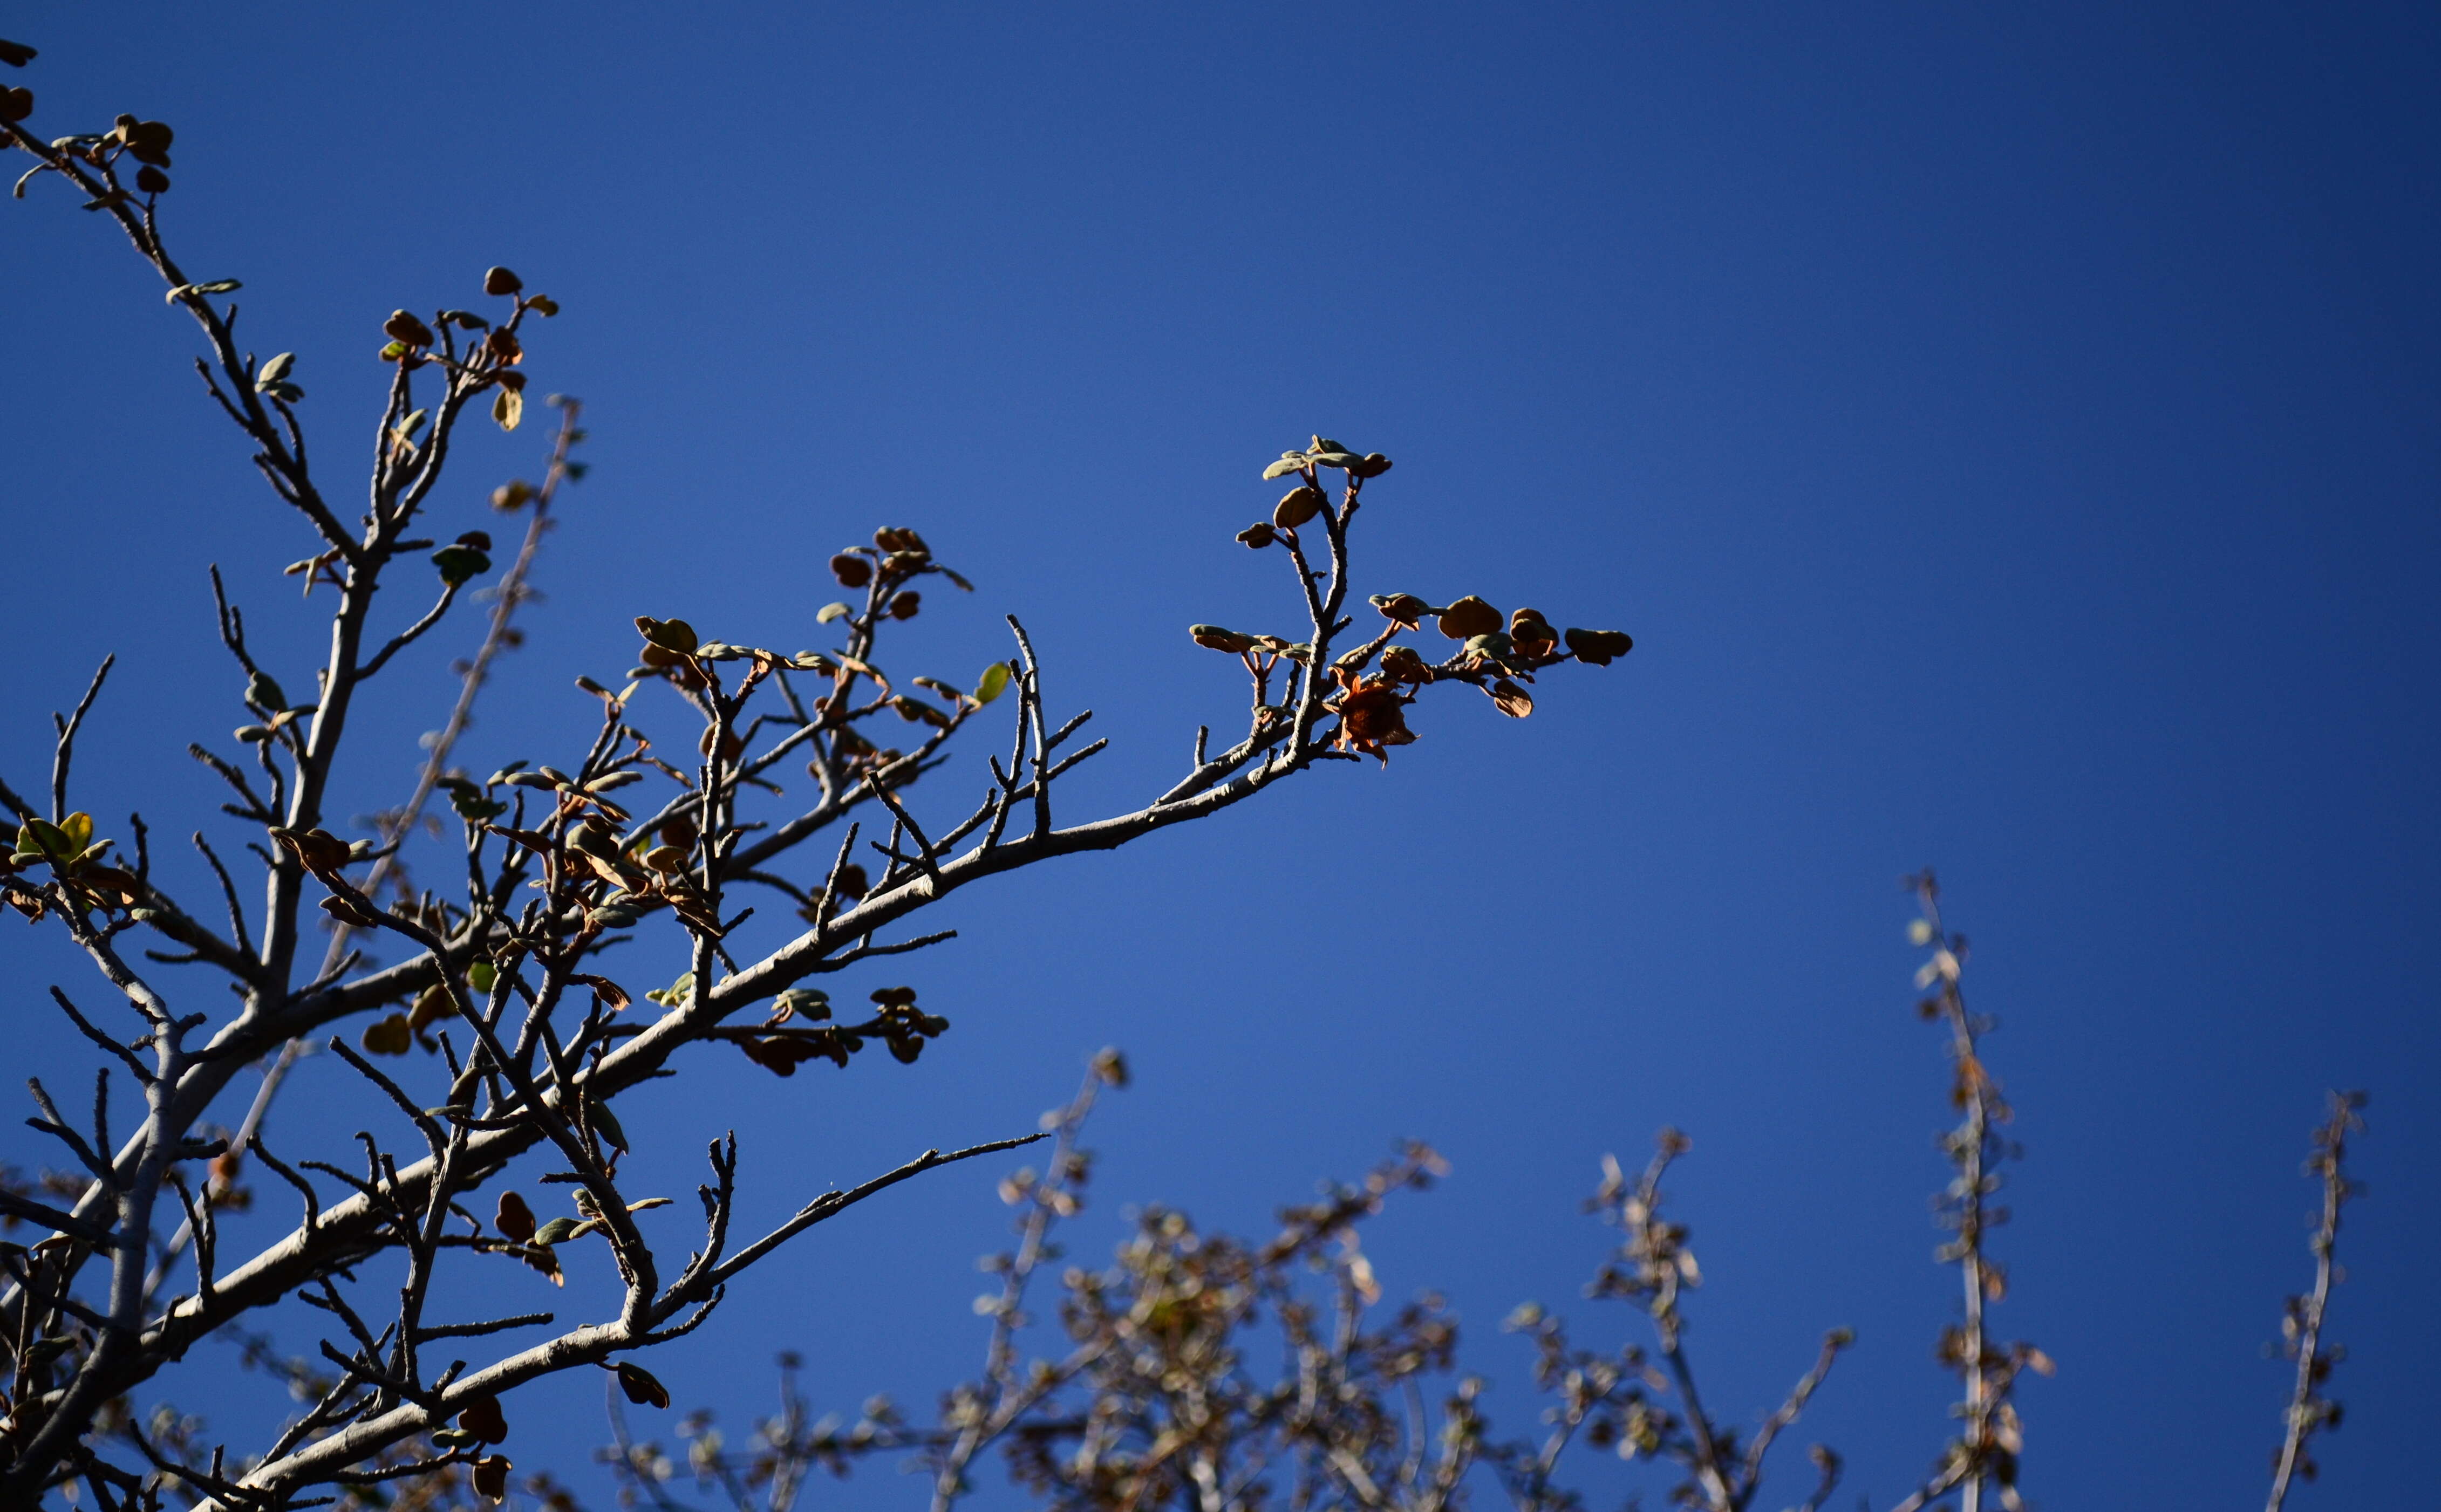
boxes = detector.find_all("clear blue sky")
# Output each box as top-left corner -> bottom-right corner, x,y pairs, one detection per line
4,3 -> 2435,1506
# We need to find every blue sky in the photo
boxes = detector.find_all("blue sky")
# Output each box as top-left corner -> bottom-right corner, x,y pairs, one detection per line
3,3 -> 2435,1507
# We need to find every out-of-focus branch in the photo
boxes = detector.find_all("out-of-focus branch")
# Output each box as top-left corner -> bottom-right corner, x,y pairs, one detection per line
2265,1091 -> 2367,1512
1892,873 -> 2049,1512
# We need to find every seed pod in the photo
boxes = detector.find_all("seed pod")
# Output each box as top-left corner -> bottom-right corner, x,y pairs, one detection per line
1236,522 -> 1277,549
484,265 -> 523,296
888,591 -> 921,620
830,553 -> 872,589
1273,485 -> 1325,529
135,165 -> 169,194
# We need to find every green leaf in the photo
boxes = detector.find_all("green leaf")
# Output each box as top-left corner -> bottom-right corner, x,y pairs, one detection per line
493,386 -> 523,432
815,601 -> 851,624
1190,625 -> 1257,654
774,988 -> 831,1021
165,278 -> 241,305
467,960 -> 498,993
588,1100 -> 629,1152
256,352 -> 295,385
974,660 -> 1012,704
1261,456 -> 1307,481
531,1217 -> 580,1246
432,544 -> 492,586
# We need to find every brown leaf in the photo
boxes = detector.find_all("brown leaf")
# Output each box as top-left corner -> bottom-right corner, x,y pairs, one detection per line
495,1191 -> 537,1244
615,1362 -> 671,1409
1273,485 -> 1325,529
570,973 -> 631,1011
1490,679 -> 1534,718
472,1454 -> 511,1503
1564,627 -> 1634,665
459,1394 -> 508,1443
1437,597 -> 1502,640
